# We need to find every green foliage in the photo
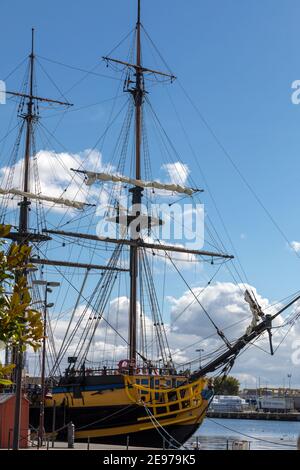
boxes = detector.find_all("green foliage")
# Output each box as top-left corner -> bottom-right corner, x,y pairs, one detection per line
0,363 -> 15,385
0,224 -> 43,385
213,375 -> 240,395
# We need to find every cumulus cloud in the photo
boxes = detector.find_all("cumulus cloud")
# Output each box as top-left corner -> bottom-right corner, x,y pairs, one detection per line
12,151 -> 298,387
168,282 -> 264,338
290,241 -> 300,253
0,153 -> 194,220
0,148 -> 109,211
167,282 -> 300,387
50,296 -> 151,368
140,235 -> 198,269
162,162 -> 189,186
44,281 -> 300,387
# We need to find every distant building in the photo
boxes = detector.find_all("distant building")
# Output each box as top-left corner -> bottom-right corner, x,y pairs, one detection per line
258,397 -> 294,413
240,388 -> 300,412
293,397 -> 300,412
210,395 -> 248,412
241,387 -> 300,398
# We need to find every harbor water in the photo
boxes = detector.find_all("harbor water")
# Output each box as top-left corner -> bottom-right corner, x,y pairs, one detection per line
189,418 -> 300,450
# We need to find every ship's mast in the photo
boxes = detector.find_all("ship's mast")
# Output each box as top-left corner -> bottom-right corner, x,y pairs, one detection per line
12,29 -> 35,451
135,0 -> 142,181
6,30 -> 73,450
74,0 -> 232,367
19,28 -> 34,235
12,27 -> 35,368
129,0 -> 144,368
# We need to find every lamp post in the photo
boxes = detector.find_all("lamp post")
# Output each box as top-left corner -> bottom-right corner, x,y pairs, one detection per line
33,280 -> 60,446
196,349 -> 204,369
287,374 -> 292,393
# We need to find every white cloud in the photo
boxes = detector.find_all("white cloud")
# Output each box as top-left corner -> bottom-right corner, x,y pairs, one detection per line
50,297 -> 148,369
141,235 -> 198,268
166,282 -> 300,387
12,151 -> 298,387
168,282 -> 255,337
0,148 -> 109,211
290,241 -> 300,253
27,281 -> 300,388
162,162 -> 190,186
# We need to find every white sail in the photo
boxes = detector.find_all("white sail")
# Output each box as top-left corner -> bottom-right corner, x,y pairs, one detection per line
84,171 -> 200,196
244,289 -> 264,334
0,188 -> 87,210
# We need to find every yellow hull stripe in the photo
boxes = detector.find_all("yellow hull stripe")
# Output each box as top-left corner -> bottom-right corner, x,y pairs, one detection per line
75,405 -> 207,439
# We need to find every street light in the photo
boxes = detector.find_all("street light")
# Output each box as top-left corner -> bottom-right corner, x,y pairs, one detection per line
32,280 -> 60,446
287,374 -> 292,393
196,349 -> 204,369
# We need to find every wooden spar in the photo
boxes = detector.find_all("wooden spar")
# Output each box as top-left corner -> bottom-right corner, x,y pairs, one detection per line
30,257 -> 128,272
4,231 -> 51,242
70,168 -> 202,195
42,229 -> 234,259
6,90 -> 73,107
102,57 -> 176,81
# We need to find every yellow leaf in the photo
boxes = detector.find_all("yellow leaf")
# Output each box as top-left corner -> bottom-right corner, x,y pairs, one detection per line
0,224 -> 11,238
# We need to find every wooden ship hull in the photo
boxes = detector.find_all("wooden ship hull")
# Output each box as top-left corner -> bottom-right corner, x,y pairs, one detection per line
5,0 -> 297,451
29,374 -> 211,448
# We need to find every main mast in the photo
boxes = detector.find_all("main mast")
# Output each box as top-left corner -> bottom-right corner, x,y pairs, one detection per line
71,0 -> 233,367
129,0 -> 144,368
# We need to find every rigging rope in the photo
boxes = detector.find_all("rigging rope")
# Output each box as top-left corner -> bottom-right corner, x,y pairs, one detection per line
159,245 -> 232,349
142,403 -> 182,450
178,80 -> 300,263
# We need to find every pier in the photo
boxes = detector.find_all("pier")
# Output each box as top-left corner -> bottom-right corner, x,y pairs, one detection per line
206,411 -> 300,421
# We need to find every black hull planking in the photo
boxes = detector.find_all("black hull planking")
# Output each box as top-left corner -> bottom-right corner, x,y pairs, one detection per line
29,404 -> 198,448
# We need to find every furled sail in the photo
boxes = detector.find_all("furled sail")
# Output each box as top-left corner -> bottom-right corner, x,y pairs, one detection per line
0,188 -> 88,210
244,289 -> 265,334
82,171 -> 202,196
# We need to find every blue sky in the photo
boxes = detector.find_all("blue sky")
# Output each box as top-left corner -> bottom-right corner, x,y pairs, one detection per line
1,0 -> 299,300
1,0 -> 300,383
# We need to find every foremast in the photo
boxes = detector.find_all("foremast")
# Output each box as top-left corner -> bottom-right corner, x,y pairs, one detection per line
5,29 -> 72,450
129,0 -> 143,368
19,28 -> 34,236
11,27 -> 35,452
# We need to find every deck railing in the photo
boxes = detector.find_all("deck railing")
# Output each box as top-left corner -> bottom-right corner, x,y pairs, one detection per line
124,376 -> 208,420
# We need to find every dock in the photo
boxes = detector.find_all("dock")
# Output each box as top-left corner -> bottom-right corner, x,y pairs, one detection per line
5,441 -> 159,451
206,411 -> 300,421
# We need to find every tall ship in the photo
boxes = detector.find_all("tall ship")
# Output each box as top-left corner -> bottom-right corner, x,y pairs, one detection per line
1,0 -> 299,449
